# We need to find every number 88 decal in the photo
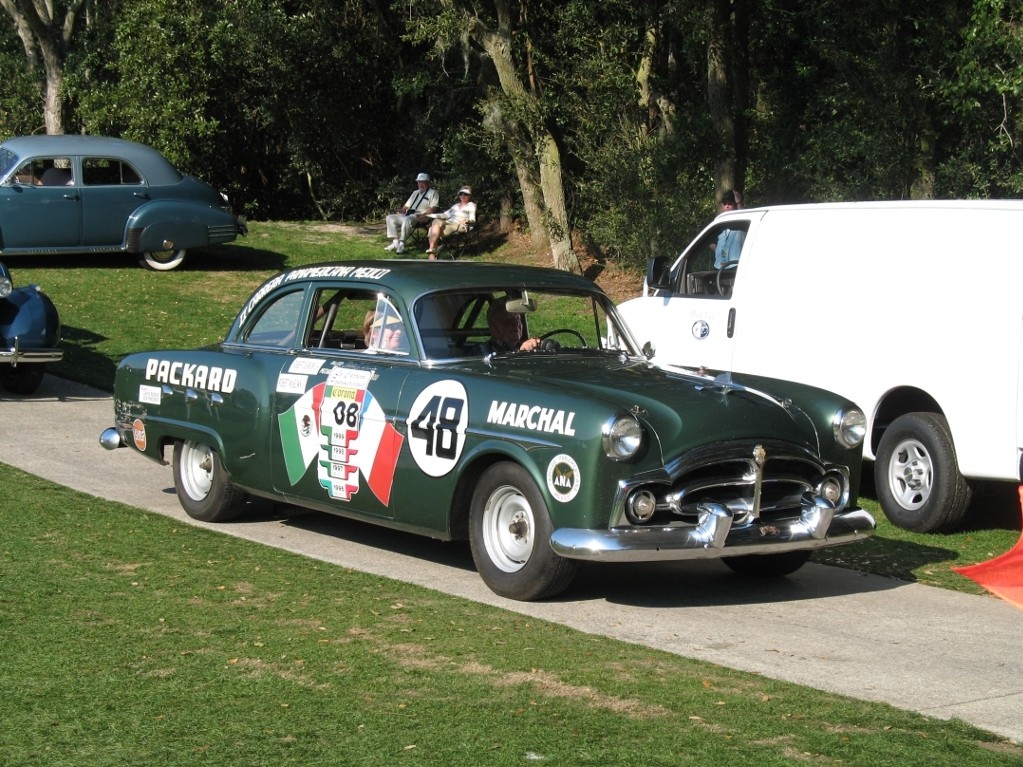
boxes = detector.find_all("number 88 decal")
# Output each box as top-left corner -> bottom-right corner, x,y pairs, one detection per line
407,380 -> 469,477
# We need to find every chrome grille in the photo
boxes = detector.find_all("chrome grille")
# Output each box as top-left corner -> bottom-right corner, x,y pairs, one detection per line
613,440 -> 842,529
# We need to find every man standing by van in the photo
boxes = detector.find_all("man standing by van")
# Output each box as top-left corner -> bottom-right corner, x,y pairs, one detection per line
385,173 -> 440,254
713,189 -> 745,268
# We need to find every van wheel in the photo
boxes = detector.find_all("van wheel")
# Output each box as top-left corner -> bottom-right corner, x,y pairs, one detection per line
469,462 -> 578,601
172,440 -> 248,522
874,412 -> 971,533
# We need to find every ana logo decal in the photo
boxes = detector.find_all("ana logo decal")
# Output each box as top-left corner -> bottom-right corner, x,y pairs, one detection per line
692,320 -> 710,340
132,419 -> 147,451
546,454 -> 580,502
407,380 -> 469,477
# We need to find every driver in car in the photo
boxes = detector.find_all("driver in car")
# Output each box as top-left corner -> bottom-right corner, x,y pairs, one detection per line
482,299 -> 541,354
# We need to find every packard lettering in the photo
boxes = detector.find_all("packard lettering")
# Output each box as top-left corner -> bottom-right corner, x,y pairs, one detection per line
145,358 -> 238,393
487,401 -> 576,436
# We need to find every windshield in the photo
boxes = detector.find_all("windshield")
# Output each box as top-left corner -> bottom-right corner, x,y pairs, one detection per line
413,287 -> 638,360
0,148 -> 18,181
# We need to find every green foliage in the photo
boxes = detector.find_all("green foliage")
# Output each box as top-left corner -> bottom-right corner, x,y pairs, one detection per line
0,25 -> 42,137
935,0 -> 1023,196
5,0 -> 1023,262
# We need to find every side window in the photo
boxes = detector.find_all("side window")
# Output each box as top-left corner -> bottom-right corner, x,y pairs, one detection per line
243,290 -> 307,347
307,289 -> 379,350
676,221 -> 749,299
364,295 -> 409,355
19,157 -> 74,186
306,288 -> 409,355
82,157 -> 142,186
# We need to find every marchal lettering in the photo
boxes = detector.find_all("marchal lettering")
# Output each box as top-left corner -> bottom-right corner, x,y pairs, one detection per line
145,358 -> 238,393
487,401 -> 576,436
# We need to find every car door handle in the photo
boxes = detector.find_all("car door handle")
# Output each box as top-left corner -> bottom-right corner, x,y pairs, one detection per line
62,193 -> 80,201
133,192 -> 150,199
727,308 -> 736,338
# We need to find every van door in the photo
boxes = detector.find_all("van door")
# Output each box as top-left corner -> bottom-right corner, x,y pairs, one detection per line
622,213 -> 759,373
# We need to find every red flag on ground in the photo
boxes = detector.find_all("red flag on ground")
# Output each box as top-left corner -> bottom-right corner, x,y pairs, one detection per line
953,486 -> 1023,612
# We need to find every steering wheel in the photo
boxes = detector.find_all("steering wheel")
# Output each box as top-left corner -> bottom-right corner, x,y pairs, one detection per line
716,261 -> 739,296
539,328 -> 587,351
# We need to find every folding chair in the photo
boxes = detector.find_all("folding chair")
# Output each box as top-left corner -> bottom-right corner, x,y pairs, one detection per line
435,220 -> 480,260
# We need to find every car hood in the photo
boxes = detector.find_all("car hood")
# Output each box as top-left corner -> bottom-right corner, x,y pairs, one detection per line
456,353 -> 826,459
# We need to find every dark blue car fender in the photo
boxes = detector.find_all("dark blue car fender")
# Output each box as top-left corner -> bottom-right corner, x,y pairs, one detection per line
0,284 -> 61,349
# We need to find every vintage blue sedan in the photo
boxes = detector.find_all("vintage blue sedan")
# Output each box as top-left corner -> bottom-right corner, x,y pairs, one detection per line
0,260 -> 61,394
0,135 -> 245,271
101,261 -> 875,600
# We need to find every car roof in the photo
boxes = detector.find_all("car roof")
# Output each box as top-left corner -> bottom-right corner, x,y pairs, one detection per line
1,135 -> 182,185
277,260 -> 605,298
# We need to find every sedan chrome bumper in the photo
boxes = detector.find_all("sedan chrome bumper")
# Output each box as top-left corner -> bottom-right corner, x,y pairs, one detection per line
549,494 -> 875,562
0,337 -> 63,365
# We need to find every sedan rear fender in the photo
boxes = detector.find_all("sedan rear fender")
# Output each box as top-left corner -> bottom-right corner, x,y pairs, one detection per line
125,199 -> 239,253
124,417 -> 228,468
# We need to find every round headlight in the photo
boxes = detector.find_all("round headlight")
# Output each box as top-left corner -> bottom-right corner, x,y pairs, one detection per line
0,276 -> 12,298
602,413 -> 644,460
833,407 -> 866,449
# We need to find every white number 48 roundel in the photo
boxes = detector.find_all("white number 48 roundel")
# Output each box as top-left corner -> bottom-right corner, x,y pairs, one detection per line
407,380 -> 469,477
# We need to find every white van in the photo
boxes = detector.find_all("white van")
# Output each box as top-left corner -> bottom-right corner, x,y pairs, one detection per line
617,200 -> 1023,532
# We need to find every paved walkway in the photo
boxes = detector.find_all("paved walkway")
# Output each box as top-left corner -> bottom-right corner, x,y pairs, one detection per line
2,376 -> 1021,743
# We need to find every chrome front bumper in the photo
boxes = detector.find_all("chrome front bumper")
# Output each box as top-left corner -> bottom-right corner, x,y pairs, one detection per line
1,337 -> 63,365
549,493 -> 875,562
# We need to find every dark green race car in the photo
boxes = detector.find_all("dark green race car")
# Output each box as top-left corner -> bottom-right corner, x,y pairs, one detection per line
101,260 -> 874,600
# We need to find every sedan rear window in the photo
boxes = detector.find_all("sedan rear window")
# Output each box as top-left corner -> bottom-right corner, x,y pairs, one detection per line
82,157 -> 142,186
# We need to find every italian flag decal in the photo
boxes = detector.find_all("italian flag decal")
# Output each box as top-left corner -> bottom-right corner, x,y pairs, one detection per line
278,373 -> 404,507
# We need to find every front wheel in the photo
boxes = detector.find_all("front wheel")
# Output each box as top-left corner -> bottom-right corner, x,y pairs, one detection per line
172,440 -> 248,522
722,550 -> 811,577
469,462 -> 577,601
874,412 -> 971,533
139,248 -> 187,271
0,364 -> 45,395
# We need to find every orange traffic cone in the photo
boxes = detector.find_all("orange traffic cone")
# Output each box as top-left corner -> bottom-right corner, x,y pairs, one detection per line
954,486 -> 1023,612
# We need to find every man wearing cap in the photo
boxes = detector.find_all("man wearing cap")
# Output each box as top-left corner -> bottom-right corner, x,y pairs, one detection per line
385,172 -> 440,254
713,188 -> 745,269
425,185 -> 476,259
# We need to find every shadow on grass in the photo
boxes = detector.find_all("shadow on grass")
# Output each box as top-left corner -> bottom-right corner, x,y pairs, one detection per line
860,469 -> 1022,533
49,324 -> 117,392
0,242 -> 287,273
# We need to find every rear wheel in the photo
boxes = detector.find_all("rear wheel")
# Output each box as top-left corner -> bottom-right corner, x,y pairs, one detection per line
139,248 -> 187,271
172,440 -> 247,522
874,412 -> 971,532
469,462 -> 577,601
0,364 -> 45,395
722,550 -> 812,577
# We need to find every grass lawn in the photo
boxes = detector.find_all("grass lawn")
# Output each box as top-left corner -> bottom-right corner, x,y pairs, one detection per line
2,467 -> 1021,766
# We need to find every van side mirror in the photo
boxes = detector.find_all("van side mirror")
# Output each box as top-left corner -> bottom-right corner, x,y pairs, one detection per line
646,256 -> 671,292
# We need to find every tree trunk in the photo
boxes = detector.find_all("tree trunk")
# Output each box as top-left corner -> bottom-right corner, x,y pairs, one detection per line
468,1 -> 579,271
708,0 -> 748,200
0,0 -> 87,135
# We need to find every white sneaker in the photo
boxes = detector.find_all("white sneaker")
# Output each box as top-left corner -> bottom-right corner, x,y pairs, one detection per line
396,241 -> 405,254
384,241 -> 398,252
